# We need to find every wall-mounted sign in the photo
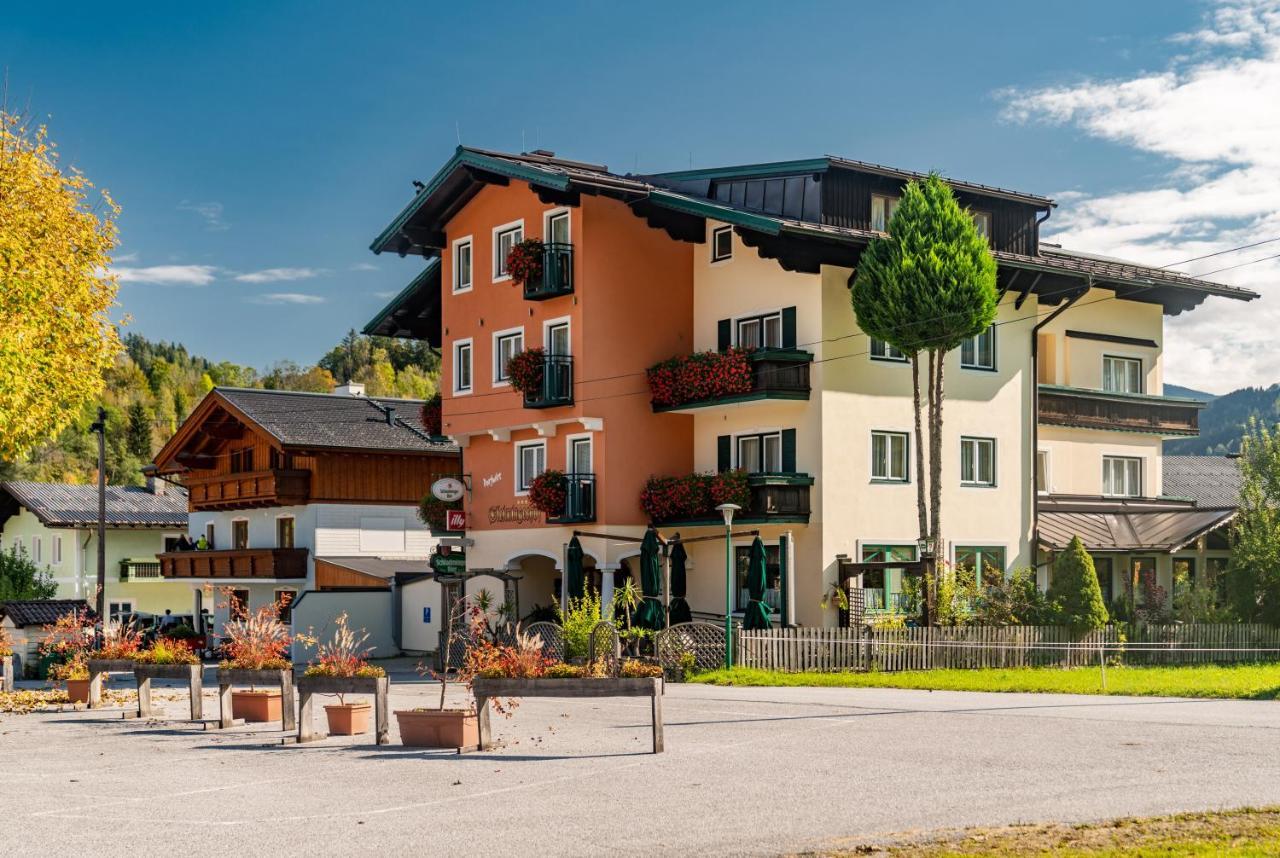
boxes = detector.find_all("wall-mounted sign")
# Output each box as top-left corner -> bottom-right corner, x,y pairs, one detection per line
422,607 -> 432,623
482,472 -> 502,489
431,552 -> 466,575
431,477 -> 466,503
487,502 -> 543,526
445,509 -> 468,532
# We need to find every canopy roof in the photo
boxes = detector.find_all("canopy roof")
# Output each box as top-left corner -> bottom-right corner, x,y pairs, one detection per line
1038,496 -> 1235,554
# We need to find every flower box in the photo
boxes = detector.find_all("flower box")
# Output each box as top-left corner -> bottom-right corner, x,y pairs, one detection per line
215,667 -> 296,731
295,674 -> 390,745
133,663 -> 204,721
470,676 -> 664,753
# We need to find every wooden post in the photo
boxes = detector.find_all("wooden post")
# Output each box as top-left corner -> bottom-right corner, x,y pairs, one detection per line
280,670 -> 297,732
136,675 -> 152,718
651,687 -> 664,753
218,680 -> 234,729
88,666 -> 104,709
297,686 -> 316,743
189,665 -> 203,721
1,656 -> 12,692
475,695 -> 491,750
374,676 -> 389,745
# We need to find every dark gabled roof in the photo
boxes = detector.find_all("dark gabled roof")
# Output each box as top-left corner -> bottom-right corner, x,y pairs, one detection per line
0,481 -> 188,530
212,388 -> 458,455
362,261 -> 442,346
1163,456 -> 1243,509
0,599 -> 90,629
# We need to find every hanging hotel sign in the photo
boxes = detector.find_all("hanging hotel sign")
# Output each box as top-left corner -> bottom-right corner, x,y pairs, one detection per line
487,501 -> 542,526
431,548 -> 466,575
431,477 -> 466,503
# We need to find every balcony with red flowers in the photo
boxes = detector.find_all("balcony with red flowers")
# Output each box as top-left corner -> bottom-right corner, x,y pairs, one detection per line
646,348 -> 812,414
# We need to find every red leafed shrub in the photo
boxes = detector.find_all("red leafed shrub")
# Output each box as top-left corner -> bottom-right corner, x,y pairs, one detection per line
646,348 -> 753,408
505,347 -> 546,395
420,394 -> 442,436
640,470 -> 749,522
529,470 -> 567,517
506,238 -> 545,286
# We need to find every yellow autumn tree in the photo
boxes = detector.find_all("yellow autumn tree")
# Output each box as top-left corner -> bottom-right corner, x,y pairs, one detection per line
0,110 -> 121,459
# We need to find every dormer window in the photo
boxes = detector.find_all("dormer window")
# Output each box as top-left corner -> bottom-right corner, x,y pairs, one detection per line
711,226 -> 733,262
871,194 -> 899,231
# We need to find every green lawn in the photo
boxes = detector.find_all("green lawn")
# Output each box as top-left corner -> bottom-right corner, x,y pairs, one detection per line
691,663 -> 1280,699
820,807 -> 1280,856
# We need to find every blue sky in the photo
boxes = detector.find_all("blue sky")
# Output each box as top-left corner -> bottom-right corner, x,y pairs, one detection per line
3,1 -> 1275,391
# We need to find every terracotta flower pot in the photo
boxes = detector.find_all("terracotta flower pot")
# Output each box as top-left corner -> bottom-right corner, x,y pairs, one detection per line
65,678 -> 91,704
232,690 -> 282,723
395,708 -> 478,749
324,702 -> 372,736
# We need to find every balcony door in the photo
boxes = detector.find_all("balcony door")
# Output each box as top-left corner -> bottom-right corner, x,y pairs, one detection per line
570,437 -> 592,475
569,437 -> 594,520
547,211 -> 570,245
232,519 -> 249,550
547,322 -> 570,356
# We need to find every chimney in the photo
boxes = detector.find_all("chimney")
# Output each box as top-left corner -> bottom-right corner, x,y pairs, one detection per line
333,382 -> 366,397
146,474 -> 167,496
385,406 -> 396,426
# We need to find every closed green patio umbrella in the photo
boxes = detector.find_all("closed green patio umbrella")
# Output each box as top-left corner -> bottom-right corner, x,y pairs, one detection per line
633,527 -> 666,630
742,535 -> 773,630
668,536 -> 692,625
566,536 -> 586,601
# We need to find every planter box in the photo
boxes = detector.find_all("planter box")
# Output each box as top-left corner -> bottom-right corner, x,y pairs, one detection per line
470,676 -> 664,753
86,658 -> 139,709
395,708 -> 479,750
295,674 -> 389,745
234,690 -> 282,723
66,678 -> 92,704
325,703 -> 371,736
215,668 -> 296,731
133,663 -> 204,721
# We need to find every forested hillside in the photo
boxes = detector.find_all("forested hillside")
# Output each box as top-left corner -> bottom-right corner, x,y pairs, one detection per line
1166,384 -> 1280,455
0,331 -> 439,486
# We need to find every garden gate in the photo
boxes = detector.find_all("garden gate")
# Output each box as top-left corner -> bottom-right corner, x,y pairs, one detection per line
657,621 -> 727,673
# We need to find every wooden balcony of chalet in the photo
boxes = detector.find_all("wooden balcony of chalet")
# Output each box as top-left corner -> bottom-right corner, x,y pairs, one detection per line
1037,385 -> 1202,437
184,468 -> 311,510
159,547 -> 309,580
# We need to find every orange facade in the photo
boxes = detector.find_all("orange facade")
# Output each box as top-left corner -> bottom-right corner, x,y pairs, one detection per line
439,182 -> 694,529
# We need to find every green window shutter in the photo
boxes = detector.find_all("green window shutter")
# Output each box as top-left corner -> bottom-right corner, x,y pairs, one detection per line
717,435 -> 732,472
717,319 -> 732,351
781,307 -> 797,349
781,428 -> 796,473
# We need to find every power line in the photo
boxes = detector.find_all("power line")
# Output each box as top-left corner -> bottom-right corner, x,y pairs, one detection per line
1195,251 -> 1280,278
1161,235 -> 1280,269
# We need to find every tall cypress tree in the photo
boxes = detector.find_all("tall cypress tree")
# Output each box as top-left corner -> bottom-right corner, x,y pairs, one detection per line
1047,536 -> 1109,632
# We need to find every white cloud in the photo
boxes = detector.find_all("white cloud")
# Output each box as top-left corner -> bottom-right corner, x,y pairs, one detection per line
177,200 -> 229,231
1000,0 -> 1280,393
247,292 -> 326,305
350,262 -> 379,272
114,264 -> 219,286
234,267 -> 328,284
113,251 -> 139,263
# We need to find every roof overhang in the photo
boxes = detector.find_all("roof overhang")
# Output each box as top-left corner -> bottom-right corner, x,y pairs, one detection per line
1038,497 -> 1236,554
363,261 -> 442,346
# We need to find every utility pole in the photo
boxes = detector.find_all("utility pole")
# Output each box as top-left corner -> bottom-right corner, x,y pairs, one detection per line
90,407 -> 107,625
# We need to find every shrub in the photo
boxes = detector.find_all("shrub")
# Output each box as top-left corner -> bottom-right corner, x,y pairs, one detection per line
418,494 -> 461,532
467,625 -> 552,679
974,568 -> 1051,626
619,659 -> 663,678
219,600 -> 292,670
504,347 -> 546,395
556,591 -> 601,660
420,393 -> 442,436
544,662 -> 586,679
645,348 -> 753,408
90,618 -> 143,661
1046,536 -> 1109,633
505,238 -> 544,286
529,470 -> 567,517
0,544 -> 58,600
48,657 -> 88,681
38,609 -> 95,663
135,638 -> 199,665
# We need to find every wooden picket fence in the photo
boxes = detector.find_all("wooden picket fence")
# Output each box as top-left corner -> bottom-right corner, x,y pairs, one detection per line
734,623 -> 1280,673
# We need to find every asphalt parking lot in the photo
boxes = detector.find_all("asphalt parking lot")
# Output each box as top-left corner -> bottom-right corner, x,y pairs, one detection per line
4,664 -> 1280,856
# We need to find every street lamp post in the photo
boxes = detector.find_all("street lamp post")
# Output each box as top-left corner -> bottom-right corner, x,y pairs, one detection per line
716,503 -> 740,670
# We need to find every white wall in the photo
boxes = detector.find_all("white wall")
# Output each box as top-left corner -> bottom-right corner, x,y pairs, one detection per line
401,577 -> 444,653
290,589 -> 397,662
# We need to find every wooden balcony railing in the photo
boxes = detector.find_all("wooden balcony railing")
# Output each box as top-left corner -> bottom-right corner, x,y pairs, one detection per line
1037,385 -> 1201,437
184,468 -> 311,510
159,548 -> 309,580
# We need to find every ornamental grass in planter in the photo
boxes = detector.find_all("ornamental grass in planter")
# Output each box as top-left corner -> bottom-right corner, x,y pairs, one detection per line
88,618 -> 144,665
218,602 -> 293,723
38,609 -> 95,700
301,613 -> 386,736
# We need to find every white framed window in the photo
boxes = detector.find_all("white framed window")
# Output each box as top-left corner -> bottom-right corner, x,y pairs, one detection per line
452,236 -> 473,293
566,433 -> 593,474
960,437 -> 996,487
871,431 -> 909,482
32,536 -> 42,563
1036,449 -> 1050,494
545,209 -> 570,245
735,311 -> 783,349
736,431 -> 783,474
1103,456 -> 1143,498
515,440 -> 547,494
971,211 -> 992,241
108,601 -> 133,619
711,225 -> 733,262
493,328 -> 524,385
871,194 -> 899,231
544,316 -> 571,356
453,338 -> 473,395
492,219 -> 524,281
961,326 -> 996,370
1103,355 -> 1143,394
870,338 -> 908,363
52,535 -> 62,565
